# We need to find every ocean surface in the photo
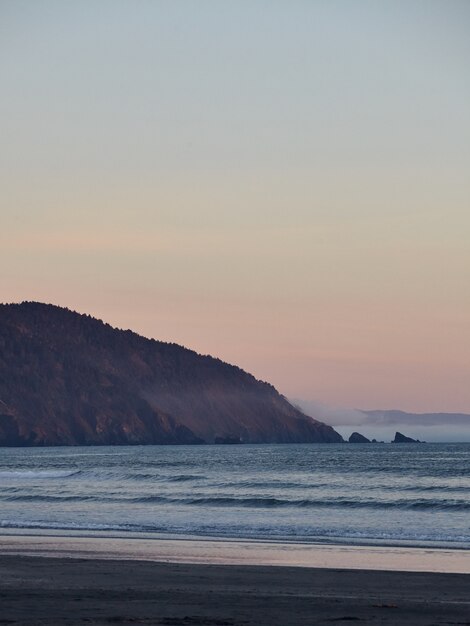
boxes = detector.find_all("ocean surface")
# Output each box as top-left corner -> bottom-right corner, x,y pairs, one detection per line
0,443 -> 469,549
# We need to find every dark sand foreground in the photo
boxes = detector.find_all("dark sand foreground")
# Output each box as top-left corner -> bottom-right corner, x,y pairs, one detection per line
1,555 -> 469,626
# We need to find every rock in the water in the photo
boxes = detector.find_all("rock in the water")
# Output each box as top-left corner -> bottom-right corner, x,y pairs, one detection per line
349,432 -> 371,443
214,435 -> 243,445
392,431 -> 421,443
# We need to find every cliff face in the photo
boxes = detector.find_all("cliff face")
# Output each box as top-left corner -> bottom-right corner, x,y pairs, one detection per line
0,302 -> 342,446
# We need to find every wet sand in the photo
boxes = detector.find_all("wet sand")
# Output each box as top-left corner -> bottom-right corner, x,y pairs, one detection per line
1,531 -> 469,573
1,551 -> 469,625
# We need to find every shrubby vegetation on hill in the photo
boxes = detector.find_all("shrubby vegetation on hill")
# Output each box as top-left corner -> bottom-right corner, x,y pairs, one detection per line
0,302 -> 342,446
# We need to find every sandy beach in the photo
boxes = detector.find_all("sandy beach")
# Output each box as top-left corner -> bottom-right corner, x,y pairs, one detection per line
0,535 -> 469,625
1,554 -> 470,626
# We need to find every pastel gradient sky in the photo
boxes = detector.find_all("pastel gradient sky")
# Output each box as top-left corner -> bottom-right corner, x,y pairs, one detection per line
1,1 -> 469,413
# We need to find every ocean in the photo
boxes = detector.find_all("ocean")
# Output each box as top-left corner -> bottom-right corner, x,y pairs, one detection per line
0,443 -> 469,549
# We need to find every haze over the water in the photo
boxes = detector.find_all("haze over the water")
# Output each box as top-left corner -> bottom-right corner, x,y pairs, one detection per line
1,1 -> 469,419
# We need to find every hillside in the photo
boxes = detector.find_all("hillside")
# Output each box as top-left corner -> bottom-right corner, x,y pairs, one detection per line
0,302 -> 342,446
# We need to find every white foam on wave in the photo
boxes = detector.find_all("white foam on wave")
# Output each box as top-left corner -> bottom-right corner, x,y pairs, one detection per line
0,470 -> 80,480
1,518 -> 469,549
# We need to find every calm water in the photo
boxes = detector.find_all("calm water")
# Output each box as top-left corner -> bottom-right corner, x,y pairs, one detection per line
0,444 -> 469,549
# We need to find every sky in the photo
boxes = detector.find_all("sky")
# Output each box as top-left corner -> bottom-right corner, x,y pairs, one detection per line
1,1 -> 470,422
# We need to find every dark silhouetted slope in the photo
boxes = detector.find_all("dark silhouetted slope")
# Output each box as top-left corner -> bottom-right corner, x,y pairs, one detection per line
0,302 -> 342,446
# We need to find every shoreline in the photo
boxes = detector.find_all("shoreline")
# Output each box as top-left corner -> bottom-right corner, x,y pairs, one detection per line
1,530 -> 468,573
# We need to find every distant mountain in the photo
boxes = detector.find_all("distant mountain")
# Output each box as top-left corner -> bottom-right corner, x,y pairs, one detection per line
294,401 -> 470,429
363,409 -> 470,426
0,302 -> 342,446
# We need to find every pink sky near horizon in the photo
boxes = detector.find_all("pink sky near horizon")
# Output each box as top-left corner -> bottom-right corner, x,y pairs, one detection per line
1,1 -> 469,413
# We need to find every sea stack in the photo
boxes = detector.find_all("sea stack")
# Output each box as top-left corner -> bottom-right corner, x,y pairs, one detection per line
392,432 -> 421,443
349,432 -> 371,443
